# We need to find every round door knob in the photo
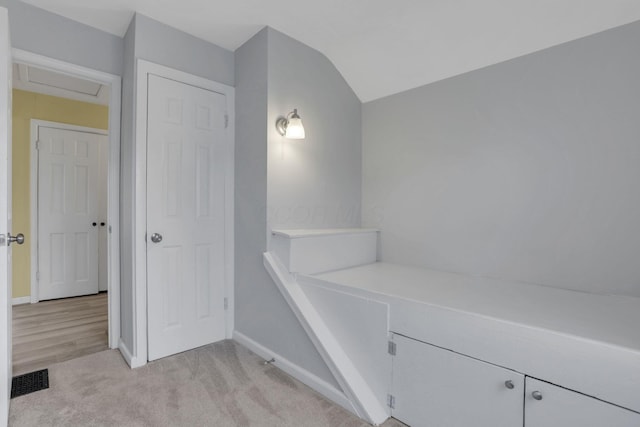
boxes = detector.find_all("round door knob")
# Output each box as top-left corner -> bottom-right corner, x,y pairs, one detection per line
504,380 -> 515,390
532,391 -> 543,401
8,233 -> 25,246
150,233 -> 163,243
92,222 -> 97,227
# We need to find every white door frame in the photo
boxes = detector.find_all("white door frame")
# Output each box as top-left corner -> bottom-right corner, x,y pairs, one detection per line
0,6 -> 12,425
30,120 -> 108,302
133,60 -> 234,367
13,48 -> 121,349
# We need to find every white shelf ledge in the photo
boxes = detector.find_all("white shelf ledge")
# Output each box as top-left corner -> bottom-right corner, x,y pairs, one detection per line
271,228 -> 379,239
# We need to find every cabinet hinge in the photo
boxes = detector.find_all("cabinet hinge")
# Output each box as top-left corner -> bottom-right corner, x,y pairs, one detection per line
224,114 -> 229,129
388,341 -> 396,356
224,297 -> 228,310
35,140 -> 41,150
36,271 -> 40,281
387,394 -> 395,409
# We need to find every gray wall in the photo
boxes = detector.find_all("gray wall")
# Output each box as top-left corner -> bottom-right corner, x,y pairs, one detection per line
119,15 -> 136,352
235,27 -> 363,389
267,29 -> 362,231
5,0 -> 123,75
234,27 -> 272,359
134,14 -> 233,86
363,21 -> 640,297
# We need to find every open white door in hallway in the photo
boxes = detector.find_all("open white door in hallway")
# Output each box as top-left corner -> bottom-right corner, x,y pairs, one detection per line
146,74 -> 227,361
97,139 -> 108,292
36,126 -> 107,301
0,7 -> 11,424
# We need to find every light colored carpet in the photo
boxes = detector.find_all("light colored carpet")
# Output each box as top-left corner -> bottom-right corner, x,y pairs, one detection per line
9,340 -> 406,427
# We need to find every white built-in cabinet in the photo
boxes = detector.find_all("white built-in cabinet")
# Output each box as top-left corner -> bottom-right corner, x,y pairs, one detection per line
390,334 -> 640,427
391,334 -> 524,427
271,231 -> 640,427
524,377 -> 640,427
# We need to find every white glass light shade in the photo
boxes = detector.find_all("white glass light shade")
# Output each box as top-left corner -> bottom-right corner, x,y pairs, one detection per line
285,116 -> 305,139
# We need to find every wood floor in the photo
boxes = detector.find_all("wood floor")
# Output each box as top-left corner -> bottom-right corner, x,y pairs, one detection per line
12,293 -> 108,376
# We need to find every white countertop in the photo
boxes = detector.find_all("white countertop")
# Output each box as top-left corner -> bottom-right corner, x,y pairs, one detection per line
300,261 -> 640,412
271,228 -> 379,239
311,262 -> 640,353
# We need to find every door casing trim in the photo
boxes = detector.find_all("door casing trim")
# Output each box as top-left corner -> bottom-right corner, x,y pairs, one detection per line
133,60 -> 235,367
14,48 -> 122,350
1,8 -> 12,424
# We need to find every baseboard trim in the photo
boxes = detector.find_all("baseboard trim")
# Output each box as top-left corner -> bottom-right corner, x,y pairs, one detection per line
233,331 -> 357,416
12,296 -> 31,306
118,338 -> 146,369
118,338 -> 134,366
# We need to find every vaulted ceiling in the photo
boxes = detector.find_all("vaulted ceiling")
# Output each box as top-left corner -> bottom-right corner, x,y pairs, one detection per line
20,0 -> 640,102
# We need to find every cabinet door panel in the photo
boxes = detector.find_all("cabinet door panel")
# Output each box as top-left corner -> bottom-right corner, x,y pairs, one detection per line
391,334 -> 524,427
525,378 -> 640,427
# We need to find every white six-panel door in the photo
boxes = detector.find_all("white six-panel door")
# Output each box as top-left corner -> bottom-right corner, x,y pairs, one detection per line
146,74 -> 227,361
37,126 -> 106,300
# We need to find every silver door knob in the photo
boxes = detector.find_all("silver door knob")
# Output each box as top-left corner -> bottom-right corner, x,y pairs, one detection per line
8,233 -> 24,246
150,233 -> 163,243
531,391 -> 543,401
504,380 -> 515,390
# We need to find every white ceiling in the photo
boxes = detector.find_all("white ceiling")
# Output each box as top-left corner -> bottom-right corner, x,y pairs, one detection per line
20,0 -> 640,102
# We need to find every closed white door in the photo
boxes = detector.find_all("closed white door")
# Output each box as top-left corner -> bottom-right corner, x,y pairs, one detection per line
37,126 -> 106,300
146,74 -> 227,361
0,7 -> 12,423
391,334 -> 524,427
525,377 -> 640,427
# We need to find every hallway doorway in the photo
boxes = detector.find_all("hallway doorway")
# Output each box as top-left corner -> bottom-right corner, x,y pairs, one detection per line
8,52 -> 121,376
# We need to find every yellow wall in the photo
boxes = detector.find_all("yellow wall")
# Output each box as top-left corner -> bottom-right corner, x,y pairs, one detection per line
12,89 -> 109,298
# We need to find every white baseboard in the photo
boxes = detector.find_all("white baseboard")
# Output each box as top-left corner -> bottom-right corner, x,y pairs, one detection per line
118,338 -> 146,369
233,331 -> 357,416
12,296 -> 31,306
130,357 -> 146,368
118,338 -> 134,366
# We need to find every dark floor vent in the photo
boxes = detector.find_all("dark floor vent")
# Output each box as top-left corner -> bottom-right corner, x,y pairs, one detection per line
11,369 -> 49,398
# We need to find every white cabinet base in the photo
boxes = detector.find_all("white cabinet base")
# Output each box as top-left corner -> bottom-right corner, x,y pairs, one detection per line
525,378 -> 640,427
391,334 -> 524,427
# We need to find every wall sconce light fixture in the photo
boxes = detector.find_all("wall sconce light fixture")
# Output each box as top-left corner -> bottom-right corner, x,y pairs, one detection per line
276,109 -> 305,139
